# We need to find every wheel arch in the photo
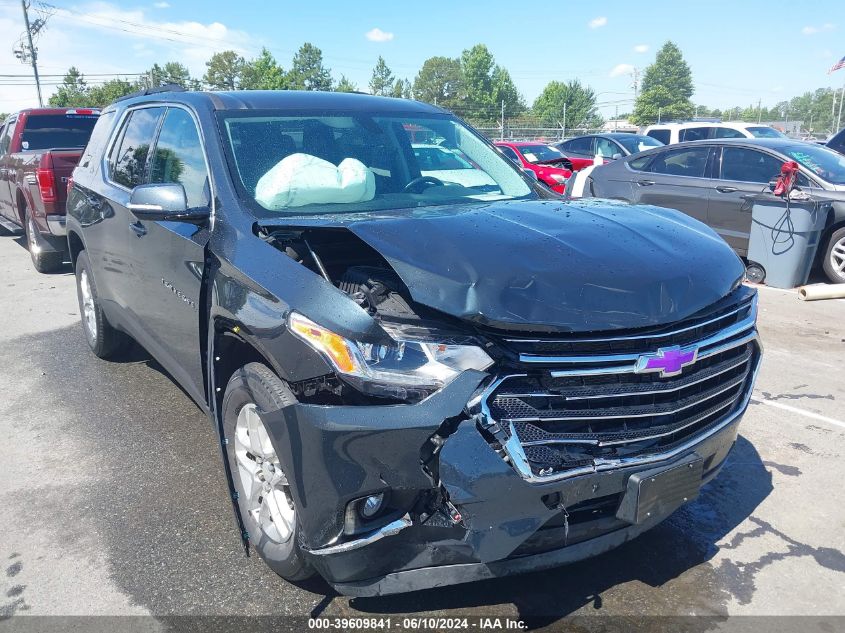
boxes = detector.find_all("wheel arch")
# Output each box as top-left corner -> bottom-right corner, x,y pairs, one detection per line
68,230 -> 85,268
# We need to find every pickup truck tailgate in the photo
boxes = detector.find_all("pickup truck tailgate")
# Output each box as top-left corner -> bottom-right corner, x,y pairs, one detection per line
44,149 -> 82,214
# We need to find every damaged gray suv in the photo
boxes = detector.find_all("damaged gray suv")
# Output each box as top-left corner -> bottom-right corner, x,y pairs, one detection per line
66,89 -> 761,596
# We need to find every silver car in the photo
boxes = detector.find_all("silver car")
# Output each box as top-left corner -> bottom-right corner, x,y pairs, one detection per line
584,138 -> 845,283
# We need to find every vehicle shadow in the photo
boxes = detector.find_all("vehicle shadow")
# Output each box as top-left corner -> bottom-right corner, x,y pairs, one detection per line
345,436 -> 772,627
10,234 -> 73,274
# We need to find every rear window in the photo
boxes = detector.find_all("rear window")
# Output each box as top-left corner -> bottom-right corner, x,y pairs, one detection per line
20,113 -> 99,151
647,129 -> 671,144
746,126 -> 785,139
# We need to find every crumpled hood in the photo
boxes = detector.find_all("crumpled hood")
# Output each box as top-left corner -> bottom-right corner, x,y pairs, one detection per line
262,199 -> 744,332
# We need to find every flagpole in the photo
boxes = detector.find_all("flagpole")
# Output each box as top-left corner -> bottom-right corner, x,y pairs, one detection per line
838,83 -> 845,132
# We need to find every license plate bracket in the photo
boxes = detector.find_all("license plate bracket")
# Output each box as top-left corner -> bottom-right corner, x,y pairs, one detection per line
616,453 -> 704,525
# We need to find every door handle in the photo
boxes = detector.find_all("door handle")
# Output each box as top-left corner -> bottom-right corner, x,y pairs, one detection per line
129,221 -> 147,237
635,179 -> 655,186
715,186 -> 738,193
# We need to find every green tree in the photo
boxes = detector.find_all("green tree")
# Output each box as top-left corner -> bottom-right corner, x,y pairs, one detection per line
461,44 -> 495,110
390,78 -> 412,99
532,80 -> 601,129
631,86 -> 693,125
241,48 -> 288,90
369,56 -> 395,96
459,44 -> 524,121
48,67 -> 90,107
203,50 -> 246,90
491,66 -> 525,117
288,43 -> 333,91
335,75 -> 358,92
88,78 -> 135,107
413,56 -> 463,107
631,41 -> 694,125
141,62 -> 194,89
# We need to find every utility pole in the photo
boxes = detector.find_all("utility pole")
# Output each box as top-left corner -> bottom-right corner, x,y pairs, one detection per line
630,67 -> 639,99
658,107 -> 662,124
20,0 -> 43,107
757,98 -> 762,124
614,105 -> 618,131
500,99 -> 504,141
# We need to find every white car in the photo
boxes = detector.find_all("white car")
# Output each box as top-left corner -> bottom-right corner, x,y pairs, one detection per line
412,144 -> 497,188
644,121 -> 785,145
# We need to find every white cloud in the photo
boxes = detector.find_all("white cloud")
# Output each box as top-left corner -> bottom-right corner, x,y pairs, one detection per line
365,27 -> 394,42
609,63 -> 634,78
588,16 -> 607,29
633,44 -> 649,53
153,1 -> 170,8
802,23 -> 835,35
0,1 -> 257,111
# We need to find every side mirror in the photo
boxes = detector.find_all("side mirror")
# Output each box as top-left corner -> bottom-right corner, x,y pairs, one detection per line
612,153 -> 623,160
521,167 -> 539,181
767,178 -> 778,192
128,183 -> 208,222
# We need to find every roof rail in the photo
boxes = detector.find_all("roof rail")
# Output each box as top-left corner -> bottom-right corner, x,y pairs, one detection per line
114,83 -> 187,103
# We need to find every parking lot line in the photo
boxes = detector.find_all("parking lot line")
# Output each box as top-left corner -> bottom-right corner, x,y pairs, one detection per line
751,396 -> 845,430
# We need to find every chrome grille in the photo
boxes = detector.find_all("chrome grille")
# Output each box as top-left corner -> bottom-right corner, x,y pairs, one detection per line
476,291 -> 761,482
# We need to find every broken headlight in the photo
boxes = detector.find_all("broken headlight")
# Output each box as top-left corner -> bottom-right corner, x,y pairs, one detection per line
288,312 -> 493,400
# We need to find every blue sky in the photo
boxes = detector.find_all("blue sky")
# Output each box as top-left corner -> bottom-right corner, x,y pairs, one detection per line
1,0 -> 844,116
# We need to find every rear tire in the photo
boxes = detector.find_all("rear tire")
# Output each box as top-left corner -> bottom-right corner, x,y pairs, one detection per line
75,251 -> 130,359
222,363 -> 315,582
24,207 -> 64,273
822,227 -> 845,284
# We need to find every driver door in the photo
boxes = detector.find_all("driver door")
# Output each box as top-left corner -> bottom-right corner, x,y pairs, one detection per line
127,106 -> 211,404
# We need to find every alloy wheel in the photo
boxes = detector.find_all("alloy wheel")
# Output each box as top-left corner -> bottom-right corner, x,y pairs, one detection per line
79,269 -> 98,341
234,403 -> 295,543
830,235 -> 845,277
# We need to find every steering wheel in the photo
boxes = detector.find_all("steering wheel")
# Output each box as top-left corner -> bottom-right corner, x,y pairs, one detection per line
403,176 -> 445,193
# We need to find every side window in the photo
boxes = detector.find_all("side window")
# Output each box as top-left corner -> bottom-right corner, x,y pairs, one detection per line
499,146 -> 520,162
720,147 -> 783,183
680,127 -> 712,142
713,127 -> 745,139
149,108 -> 210,208
79,111 -> 115,172
567,137 -> 594,154
110,107 -> 165,188
0,120 -> 16,155
828,129 -> 845,155
595,137 -> 618,157
647,129 -> 670,145
649,146 -> 710,178
628,154 -> 653,171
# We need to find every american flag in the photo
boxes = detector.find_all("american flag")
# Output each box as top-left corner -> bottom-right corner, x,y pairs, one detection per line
829,55 -> 845,74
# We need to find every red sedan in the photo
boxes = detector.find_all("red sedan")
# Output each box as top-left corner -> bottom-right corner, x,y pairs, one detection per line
494,141 -> 591,194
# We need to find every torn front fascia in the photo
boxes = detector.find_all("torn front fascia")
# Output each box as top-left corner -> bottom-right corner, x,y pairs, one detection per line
260,369 -> 488,550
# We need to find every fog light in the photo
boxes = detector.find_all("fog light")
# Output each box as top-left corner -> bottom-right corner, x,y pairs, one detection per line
360,493 -> 384,518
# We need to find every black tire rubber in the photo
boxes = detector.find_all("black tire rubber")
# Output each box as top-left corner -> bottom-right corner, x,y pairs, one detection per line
74,251 -> 131,359
24,207 -> 64,273
821,226 -> 845,284
222,362 -> 315,582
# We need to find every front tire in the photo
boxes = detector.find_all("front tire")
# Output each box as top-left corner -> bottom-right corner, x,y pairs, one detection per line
75,251 -> 130,358
222,363 -> 314,582
822,227 -> 845,284
24,207 -> 64,273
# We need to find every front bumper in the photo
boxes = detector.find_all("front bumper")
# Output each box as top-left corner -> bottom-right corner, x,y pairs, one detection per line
261,344 -> 758,596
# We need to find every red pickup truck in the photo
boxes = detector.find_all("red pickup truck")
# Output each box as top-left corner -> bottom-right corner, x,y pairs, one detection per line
0,108 -> 100,272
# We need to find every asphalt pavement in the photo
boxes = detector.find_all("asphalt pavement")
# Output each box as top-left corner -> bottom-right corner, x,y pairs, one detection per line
0,232 -> 843,631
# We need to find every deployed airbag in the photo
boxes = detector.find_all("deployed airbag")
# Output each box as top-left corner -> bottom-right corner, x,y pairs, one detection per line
256,153 -> 376,210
